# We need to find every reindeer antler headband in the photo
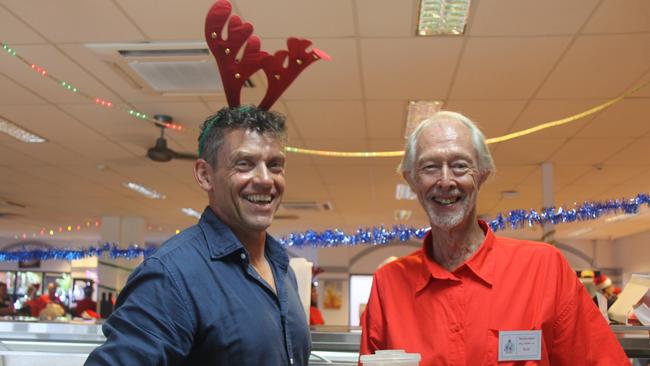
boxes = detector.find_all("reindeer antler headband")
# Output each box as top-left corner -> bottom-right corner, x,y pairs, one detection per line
204,0 -> 330,110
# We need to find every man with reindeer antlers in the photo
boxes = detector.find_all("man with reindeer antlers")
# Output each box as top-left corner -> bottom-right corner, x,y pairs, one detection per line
85,1 -> 329,365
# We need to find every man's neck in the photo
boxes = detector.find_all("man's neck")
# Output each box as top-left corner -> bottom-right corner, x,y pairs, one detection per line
428,219 -> 485,272
233,230 -> 267,262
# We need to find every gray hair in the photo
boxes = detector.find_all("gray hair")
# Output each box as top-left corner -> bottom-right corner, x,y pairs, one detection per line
398,111 -> 495,177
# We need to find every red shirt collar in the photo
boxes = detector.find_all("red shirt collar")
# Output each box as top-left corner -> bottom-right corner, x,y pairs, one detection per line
415,220 -> 496,292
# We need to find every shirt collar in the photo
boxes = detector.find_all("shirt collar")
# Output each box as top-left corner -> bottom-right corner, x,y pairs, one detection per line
198,207 -> 288,270
415,220 -> 496,292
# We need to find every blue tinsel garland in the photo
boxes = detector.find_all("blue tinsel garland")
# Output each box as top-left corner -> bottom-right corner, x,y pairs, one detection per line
1,193 -> 648,261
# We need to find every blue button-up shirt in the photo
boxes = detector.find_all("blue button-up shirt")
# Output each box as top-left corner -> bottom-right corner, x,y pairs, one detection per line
85,207 -> 311,366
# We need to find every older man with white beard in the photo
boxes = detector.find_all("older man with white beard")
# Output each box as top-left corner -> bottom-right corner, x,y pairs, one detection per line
359,111 -> 628,365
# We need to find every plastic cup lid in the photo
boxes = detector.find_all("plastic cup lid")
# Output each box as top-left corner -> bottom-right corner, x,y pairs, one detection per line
360,349 -> 421,362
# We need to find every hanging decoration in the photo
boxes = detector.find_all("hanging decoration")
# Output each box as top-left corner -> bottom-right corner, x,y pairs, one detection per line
1,42 -> 184,131
279,193 -> 650,247
1,193 -> 648,261
4,41 -> 649,157
0,243 -> 156,262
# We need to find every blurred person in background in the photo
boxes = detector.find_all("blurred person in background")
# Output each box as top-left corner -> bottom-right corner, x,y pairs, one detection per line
74,286 -> 97,317
0,282 -> 14,316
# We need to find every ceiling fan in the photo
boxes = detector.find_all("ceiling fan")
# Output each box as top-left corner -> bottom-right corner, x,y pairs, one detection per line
147,115 -> 198,163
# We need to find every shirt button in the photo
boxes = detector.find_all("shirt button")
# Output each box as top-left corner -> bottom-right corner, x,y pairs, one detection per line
240,253 -> 246,260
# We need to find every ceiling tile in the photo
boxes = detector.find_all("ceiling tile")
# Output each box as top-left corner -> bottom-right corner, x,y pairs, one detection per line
519,164 -> 592,188
450,37 -> 572,99
577,99 -> 650,138
2,0 -> 144,43
583,0 -> 650,34
356,0 -> 417,37
555,184 -> 611,205
484,164 -> 537,188
235,0 -> 355,38
469,0 -> 599,36
0,74 -> 46,105
0,6 -> 44,44
113,0 -> 214,40
444,100 -> 527,138
605,138 -> 650,166
1,104 -> 104,142
285,100 -> 366,140
577,164 -> 650,186
366,101 -> 408,139
4,141 -> 93,165
361,38 -> 463,99
508,99 -> 603,138
538,34 -> 650,99
491,137 -> 567,165
549,138 -> 634,165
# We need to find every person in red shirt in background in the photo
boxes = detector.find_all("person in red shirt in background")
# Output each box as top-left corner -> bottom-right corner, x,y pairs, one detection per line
74,286 -> 97,317
309,283 -> 324,326
360,111 -> 629,365
24,284 -> 46,317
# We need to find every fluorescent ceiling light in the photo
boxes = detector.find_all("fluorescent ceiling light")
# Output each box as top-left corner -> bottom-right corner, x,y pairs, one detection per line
124,182 -> 166,199
181,208 -> 201,219
417,0 -> 471,36
404,100 -> 443,138
395,183 -> 417,200
0,117 -> 46,143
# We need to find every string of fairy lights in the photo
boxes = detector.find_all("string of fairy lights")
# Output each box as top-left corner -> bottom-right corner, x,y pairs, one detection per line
2,43 -> 184,131
3,41 -> 649,158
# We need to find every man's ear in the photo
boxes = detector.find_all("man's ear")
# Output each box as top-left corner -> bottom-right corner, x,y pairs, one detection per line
401,170 -> 415,187
477,171 -> 490,188
193,159 -> 213,192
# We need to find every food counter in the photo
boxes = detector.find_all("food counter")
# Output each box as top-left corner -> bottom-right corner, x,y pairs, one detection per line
0,321 -> 646,365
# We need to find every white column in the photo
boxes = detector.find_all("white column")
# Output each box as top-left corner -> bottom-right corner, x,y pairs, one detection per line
98,216 -> 145,298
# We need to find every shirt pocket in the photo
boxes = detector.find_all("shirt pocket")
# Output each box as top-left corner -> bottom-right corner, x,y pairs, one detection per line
482,327 -> 550,366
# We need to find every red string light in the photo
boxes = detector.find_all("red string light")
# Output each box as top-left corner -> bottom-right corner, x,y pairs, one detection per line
94,98 -> 113,107
30,63 -> 47,76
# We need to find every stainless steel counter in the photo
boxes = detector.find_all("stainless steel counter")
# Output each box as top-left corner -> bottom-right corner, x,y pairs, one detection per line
0,321 -> 645,365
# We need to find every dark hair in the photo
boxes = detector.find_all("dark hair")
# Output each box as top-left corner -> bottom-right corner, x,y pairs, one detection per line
198,105 -> 288,167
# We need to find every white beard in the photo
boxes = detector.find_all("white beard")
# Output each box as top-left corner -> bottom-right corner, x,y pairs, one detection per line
422,191 -> 475,231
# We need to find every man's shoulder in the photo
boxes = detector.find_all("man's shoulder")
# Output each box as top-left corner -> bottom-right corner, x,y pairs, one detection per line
153,224 -> 203,253
376,248 -> 425,274
493,235 -> 563,259
145,224 -> 207,269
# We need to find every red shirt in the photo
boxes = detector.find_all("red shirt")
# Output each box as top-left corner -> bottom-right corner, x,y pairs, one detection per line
75,298 -> 97,317
360,221 -> 628,365
310,306 -> 325,326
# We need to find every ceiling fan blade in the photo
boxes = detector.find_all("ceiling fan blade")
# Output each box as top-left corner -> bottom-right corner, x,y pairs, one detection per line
171,150 -> 199,160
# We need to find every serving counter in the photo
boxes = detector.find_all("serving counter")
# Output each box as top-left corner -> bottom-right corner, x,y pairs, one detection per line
0,321 -> 646,365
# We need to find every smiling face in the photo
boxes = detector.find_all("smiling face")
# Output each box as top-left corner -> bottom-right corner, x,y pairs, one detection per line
404,119 -> 487,231
198,128 -> 286,237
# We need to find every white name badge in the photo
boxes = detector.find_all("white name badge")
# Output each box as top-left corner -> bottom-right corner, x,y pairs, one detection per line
498,330 -> 542,362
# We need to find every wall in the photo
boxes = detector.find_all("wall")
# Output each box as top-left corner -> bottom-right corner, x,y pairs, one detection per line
612,230 -> 650,284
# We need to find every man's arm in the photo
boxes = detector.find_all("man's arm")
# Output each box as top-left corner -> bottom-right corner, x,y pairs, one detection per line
549,254 -> 629,365
360,274 -> 386,356
85,258 -> 195,366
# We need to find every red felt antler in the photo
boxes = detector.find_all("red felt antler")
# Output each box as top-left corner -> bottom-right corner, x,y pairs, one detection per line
204,0 -> 330,110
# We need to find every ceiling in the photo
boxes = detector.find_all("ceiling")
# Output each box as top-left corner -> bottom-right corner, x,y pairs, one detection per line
1,0 -> 650,244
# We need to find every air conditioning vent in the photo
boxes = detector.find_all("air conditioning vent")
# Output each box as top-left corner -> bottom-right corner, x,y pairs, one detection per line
119,49 -> 210,57
86,42 -> 257,95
